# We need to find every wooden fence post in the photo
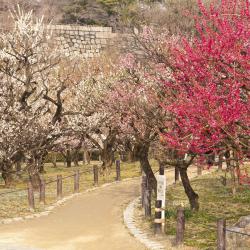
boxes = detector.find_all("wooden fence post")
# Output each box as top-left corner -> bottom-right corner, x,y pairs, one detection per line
217,219 -> 226,250
115,160 -> 121,181
28,181 -> 35,211
154,200 -> 163,234
144,187 -> 151,218
93,165 -> 98,186
176,207 -> 185,246
141,175 -> 147,207
175,166 -> 180,183
57,175 -> 62,199
39,177 -> 45,205
74,170 -> 80,193
197,165 -> 202,176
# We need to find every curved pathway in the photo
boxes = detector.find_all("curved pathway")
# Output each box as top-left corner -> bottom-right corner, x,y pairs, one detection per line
0,179 -> 145,250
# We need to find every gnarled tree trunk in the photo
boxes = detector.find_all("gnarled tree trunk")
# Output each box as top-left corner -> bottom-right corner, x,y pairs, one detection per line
135,143 -> 157,192
179,166 -> 199,211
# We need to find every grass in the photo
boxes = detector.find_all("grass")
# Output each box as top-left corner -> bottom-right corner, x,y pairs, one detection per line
0,159 -> 159,220
164,166 -> 250,250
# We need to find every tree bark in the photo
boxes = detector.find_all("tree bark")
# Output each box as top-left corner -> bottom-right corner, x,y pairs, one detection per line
136,143 -> 157,192
179,167 -> 199,211
52,153 -> 57,168
27,156 -> 41,190
2,170 -> 14,187
84,149 -> 90,164
72,149 -> 79,167
66,149 -> 72,168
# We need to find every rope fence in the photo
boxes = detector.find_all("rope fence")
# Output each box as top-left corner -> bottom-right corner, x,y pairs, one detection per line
0,160 -> 123,219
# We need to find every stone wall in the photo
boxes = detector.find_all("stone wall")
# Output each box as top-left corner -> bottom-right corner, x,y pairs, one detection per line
49,25 -> 117,58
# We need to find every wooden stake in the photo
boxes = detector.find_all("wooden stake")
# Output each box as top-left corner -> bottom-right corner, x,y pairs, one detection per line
217,219 -> 226,250
74,170 -> 80,193
115,160 -> 121,181
154,200 -> 163,234
93,165 -> 98,186
57,175 -> 62,199
176,207 -> 185,245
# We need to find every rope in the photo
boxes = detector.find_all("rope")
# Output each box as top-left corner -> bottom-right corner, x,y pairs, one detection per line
226,228 -> 250,237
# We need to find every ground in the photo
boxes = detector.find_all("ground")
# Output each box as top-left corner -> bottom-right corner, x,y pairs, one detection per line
164,165 -> 250,249
0,160 -> 158,220
0,178 -> 145,250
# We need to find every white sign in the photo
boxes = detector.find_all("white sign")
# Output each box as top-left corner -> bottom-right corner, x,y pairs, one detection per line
157,175 -> 166,201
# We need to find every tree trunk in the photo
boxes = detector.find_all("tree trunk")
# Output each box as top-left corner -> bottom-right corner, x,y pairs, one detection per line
101,147 -> 113,169
2,170 -> 14,187
52,153 -> 57,168
84,150 -> 90,164
15,160 -> 22,179
0,160 -> 14,187
66,149 -> 72,168
136,144 -> 157,192
27,156 -> 41,190
72,150 -> 79,167
179,167 -> 199,211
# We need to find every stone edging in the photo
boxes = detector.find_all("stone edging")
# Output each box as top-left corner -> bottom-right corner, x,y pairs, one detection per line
123,197 -> 165,250
0,177 -> 138,225
123,169 -> 217,250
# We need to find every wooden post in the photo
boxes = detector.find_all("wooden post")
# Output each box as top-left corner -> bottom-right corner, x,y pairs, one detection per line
144,187 -> 151,218
176,207 -> 185,246
217,219 -> 226,250
158,164 -> 166,231
159,164 -> 164,175
57,175 -> 62,199
154,200 -> 163,234
115,160 -> 121,181
197,165 -> 202,176
141,175 -> 147,207
74,170 -> 80,193
175,166 -> 180,183
39,177 -> 45,205
93,165 -> 98,186
28,181 -> 35,211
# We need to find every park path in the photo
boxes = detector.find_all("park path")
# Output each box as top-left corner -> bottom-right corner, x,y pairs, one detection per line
0,167 -> 199,250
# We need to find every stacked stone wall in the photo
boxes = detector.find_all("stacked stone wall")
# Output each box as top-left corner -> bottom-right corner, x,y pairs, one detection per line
49,25 -> 117,57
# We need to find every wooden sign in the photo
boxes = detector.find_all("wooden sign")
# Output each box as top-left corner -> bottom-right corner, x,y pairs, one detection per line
157,175 -> 166,201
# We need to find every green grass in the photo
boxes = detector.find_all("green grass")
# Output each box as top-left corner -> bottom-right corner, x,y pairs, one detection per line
164,167 -> 250,249
0,159 -> 159,219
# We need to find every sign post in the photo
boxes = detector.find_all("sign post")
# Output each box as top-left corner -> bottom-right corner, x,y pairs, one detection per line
155,165 -> 166,234
157,174 -> 166,230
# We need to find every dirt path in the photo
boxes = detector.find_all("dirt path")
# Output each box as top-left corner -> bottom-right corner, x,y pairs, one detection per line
0,167 -> 201,250
0,179 -> 145,250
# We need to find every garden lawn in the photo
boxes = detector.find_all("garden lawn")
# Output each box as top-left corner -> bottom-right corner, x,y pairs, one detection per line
165,166 -> 250,249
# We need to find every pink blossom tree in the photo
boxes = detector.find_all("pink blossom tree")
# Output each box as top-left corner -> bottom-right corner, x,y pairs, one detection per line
158,0 -> 250,205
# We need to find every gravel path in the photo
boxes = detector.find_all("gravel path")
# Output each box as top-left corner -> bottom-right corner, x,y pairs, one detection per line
0,179 -> 145,250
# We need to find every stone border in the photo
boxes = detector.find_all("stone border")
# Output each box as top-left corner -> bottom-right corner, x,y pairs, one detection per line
124,197 -> 165,250
123,168 -> 218,250
0,177 -> 138,225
